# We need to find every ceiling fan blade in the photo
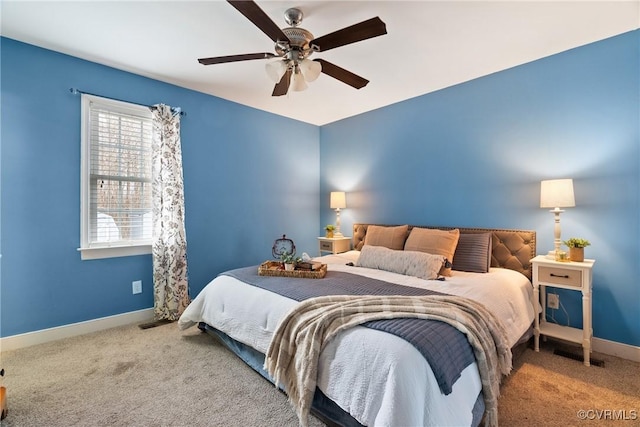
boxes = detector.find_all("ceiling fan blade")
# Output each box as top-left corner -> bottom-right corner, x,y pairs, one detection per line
228,0 -> 290,44
314,59 -> 369,89
310,17 -> 387,52
198,53 -> 276,65
272,68 -> 292,96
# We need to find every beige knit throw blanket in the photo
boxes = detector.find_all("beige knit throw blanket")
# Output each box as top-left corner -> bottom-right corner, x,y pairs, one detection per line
264,294 -> 512,427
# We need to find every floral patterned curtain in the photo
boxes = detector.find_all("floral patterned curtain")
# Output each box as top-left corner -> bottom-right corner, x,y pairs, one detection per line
151,105 -> 190,320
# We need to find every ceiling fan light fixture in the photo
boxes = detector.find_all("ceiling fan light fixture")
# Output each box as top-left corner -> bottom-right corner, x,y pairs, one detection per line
198,2 -> 387,97
265,60 -> 288,83
291,67 -> 308,92
299,59 -> 322,82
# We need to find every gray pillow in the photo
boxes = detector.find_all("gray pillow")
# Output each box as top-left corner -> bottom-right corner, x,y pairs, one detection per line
452,233 -> 492,273
356,245 -> 445,280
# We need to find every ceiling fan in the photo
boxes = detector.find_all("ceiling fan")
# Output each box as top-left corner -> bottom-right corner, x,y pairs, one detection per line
198,1 -> 387,96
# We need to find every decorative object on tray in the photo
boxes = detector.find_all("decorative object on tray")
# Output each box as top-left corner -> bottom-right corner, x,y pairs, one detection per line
272,234 -> 296,259
258,261 -> 327,278
280,250 -> 300,271
563,237 -> 590,262
296,260 -> 324,271
325,224 -> 336,238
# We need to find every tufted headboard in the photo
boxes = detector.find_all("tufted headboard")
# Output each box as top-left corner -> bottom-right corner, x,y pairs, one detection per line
352,224 -> 536,281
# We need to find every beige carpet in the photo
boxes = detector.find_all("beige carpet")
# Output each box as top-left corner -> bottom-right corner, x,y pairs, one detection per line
0,322 -> 638,427
500,341 -> 640,426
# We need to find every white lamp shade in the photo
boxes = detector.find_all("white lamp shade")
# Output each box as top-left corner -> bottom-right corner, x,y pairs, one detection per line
299,59 -> 322,82
540,179 -> 575,208
291,68 -> 308,92
330,192 -> 346,209
265,60 -> 288,83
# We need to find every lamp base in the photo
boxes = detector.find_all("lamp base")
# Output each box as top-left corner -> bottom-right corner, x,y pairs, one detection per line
545,250 -> 556,260
333,231 -> 344,238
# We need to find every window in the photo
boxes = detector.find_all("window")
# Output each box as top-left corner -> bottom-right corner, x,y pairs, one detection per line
79,94 -> 153,260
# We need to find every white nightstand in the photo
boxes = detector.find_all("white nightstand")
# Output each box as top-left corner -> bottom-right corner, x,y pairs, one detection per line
531,255 -> 595,366
318,236 -> 351,256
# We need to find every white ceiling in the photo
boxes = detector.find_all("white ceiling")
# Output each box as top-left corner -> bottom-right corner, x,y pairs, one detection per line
2,1 -> 638,126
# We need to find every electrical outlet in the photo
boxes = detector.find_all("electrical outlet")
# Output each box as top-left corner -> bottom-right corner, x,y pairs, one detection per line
132,280 -> 142,295
547,293 -> 559,310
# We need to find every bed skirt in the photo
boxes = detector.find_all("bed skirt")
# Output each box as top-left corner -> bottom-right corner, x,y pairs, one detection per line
198,322 -> 364,427
198,322 -> 487,427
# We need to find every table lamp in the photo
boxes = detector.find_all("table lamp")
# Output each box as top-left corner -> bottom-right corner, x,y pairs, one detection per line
330,192 -> 346,238
540,179 -> 575,258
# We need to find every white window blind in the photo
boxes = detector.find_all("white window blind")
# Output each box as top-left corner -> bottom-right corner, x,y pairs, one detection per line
79,94 -> 153,259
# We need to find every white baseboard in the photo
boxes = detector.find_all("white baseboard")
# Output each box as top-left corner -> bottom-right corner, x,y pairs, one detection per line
0,308 -> 154,352
2,309 -> 638,362
593,337 -> 640,363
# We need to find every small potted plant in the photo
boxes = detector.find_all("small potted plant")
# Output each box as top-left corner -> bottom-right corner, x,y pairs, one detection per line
563,237 -> 591,262
280,251 -> 299,271
325,224 -> 336,238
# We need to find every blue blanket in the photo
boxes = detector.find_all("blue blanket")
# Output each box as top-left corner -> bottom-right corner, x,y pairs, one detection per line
222,266 -> 476,395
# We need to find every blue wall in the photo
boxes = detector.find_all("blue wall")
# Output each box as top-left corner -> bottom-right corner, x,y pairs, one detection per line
1,38 -> 319,337
320,30 -> 640,347
2,30 -> 639,349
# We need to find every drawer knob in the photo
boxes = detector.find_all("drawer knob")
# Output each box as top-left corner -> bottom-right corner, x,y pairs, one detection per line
550,273 -> 570,279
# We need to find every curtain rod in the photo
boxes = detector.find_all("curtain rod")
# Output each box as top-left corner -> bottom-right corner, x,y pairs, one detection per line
69,88 -> 186,116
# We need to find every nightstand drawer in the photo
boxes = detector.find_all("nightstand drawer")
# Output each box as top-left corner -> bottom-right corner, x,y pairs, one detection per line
319,241 -> 333,251
318,237 -> 351,255
538,266 -> 582,288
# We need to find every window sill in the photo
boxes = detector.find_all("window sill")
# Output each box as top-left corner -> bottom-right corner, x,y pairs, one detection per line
78,244 -> 152,260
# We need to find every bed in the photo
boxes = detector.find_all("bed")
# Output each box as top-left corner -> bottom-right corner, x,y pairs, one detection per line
179,224 -> 536,427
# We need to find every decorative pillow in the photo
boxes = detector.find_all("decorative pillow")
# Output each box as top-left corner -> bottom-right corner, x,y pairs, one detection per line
363,225 -> 409,250
356,245 -> 444,280
452,232 -> 492,273
404,228 -> 460,276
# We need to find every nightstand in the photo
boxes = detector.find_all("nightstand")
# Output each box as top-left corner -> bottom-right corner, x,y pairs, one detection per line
318,236 -> 351,256
531,255 -> 595,366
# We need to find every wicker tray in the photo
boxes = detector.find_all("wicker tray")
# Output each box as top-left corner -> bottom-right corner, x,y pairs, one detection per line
258,261 -> 327,279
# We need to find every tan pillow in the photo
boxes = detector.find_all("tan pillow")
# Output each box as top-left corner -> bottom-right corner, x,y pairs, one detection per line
363,225 -> 409,250
404,228 -> 460,276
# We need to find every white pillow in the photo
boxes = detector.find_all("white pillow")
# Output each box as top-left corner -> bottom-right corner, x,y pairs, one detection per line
356,245 -> 444,280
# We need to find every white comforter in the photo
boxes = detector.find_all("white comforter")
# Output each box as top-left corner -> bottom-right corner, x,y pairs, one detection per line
179,251 -> 535,426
